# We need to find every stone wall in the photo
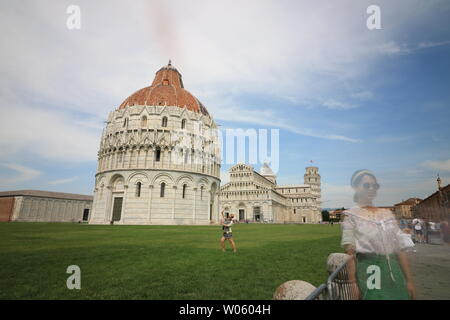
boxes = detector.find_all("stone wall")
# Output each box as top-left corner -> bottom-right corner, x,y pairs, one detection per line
12,196 -> 92,222
0,197 -> 14,222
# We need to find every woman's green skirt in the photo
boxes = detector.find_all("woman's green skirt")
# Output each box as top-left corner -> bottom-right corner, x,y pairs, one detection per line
356,253 -> 410,300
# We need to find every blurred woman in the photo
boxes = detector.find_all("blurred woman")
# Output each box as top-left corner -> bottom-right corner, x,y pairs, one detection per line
341,169 -> 416,299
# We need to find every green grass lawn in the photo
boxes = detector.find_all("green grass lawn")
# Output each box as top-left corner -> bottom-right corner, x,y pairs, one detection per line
0,222 -> 342,299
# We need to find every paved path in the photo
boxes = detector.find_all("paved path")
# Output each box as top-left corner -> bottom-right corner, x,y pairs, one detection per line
408,242 -> 450,300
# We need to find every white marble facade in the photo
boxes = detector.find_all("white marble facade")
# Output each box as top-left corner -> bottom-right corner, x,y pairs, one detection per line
11,195 -> 91,222
220,163 -> 321,223
89,63 -> 221,225
89,104 -> 221,225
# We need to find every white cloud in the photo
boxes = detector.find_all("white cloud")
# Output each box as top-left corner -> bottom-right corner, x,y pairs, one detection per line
422,159 -> 450,172
48,176 -> 79,185
321,182 -> 354,208
213,102 -> 361,143
418,40 -> 450,49
0,163 -> 42,187
1,0 -> 446,122
351,90 -> 373,100
379,40 -> 450,56
378,41 -> 411,55
322,99 -> 358,110
374,135 -> 413,143
0,102 -> 100,163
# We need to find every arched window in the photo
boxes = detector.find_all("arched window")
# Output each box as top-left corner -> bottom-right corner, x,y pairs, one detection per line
136,182 -> 141,197
141,116 -> 147,127
160,182 -> 165,198
155,147 -> 161,162
181,119 -> 187,129
182,184 -> 187,199
200,186 -> 204,200
123,118 -> 128,127
162,116 -> 168,127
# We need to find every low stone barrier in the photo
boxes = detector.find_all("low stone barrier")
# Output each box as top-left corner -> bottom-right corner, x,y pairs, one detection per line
274,253 -> 353,300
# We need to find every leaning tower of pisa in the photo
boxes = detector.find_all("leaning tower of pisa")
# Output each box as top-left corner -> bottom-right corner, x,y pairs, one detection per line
304,166 -> 321,211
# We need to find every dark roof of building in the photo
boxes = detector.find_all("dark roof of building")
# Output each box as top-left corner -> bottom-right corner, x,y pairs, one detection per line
0,190 -> 93,201
417,184 -> 450,205
394,198 -> 422,206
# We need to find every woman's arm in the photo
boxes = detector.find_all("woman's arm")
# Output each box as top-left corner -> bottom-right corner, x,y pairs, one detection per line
344,246 -> 360,299
345,246 -> 357,280
396,251 -> 416,299
341,214 -> 360,299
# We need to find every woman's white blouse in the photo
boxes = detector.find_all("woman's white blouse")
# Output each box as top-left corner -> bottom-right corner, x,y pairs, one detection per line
341,206 -> 414,254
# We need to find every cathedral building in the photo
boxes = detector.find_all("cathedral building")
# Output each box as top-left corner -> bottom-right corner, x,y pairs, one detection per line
219,163 -> 322,223
89,61 -> 221,225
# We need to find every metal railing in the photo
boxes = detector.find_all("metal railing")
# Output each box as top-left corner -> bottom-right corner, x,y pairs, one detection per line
305,283 -> 328,300
327,257 -> 359,300
306,257 -> 359,300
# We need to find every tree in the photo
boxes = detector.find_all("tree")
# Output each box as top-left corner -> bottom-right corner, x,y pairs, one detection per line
321,210 -> 330,222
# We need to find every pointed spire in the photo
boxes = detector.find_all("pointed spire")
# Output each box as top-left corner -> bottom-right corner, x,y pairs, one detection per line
437,173 -> 442,190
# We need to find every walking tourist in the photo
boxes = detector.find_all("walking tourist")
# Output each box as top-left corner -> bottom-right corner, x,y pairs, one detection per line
220,211 -> 237,253
413,218 -> 424,243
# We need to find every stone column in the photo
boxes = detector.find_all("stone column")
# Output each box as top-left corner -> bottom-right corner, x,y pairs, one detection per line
207,189 -> 211,222
193,187 -> 197,223
106,153 -> 110,170
214,191 -> 220,223
152,147 -> 156,168
107,153 -> 111,170
168,149 -> 172,169
144,148 -> 149,168
137,148 -> 141,168
121,150 -> 125,168
172,186 -> 177,221
147,185 -> 153,224
97,156 -> 102,172
122,185 -> 128,224
105,186 -> 113,223
90,189 -> 97,223
128,150 -> 133,169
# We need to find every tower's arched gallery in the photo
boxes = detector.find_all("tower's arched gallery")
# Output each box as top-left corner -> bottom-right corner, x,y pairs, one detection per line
89,62 -> 221,225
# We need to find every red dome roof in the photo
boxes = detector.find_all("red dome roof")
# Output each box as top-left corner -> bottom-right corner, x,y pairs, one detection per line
119,61 -> 209,116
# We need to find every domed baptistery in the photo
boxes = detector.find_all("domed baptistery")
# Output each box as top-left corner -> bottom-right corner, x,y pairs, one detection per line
89,61 -> 221,225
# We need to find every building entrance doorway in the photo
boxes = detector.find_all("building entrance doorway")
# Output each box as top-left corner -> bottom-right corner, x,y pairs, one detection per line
82,209 -> 90,221
253,206 -> 261,222
239,209 -> 245,221
112,197 -> 123,223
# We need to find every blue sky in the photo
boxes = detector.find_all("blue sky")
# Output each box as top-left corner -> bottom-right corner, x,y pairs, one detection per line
1,0 -> 449,208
